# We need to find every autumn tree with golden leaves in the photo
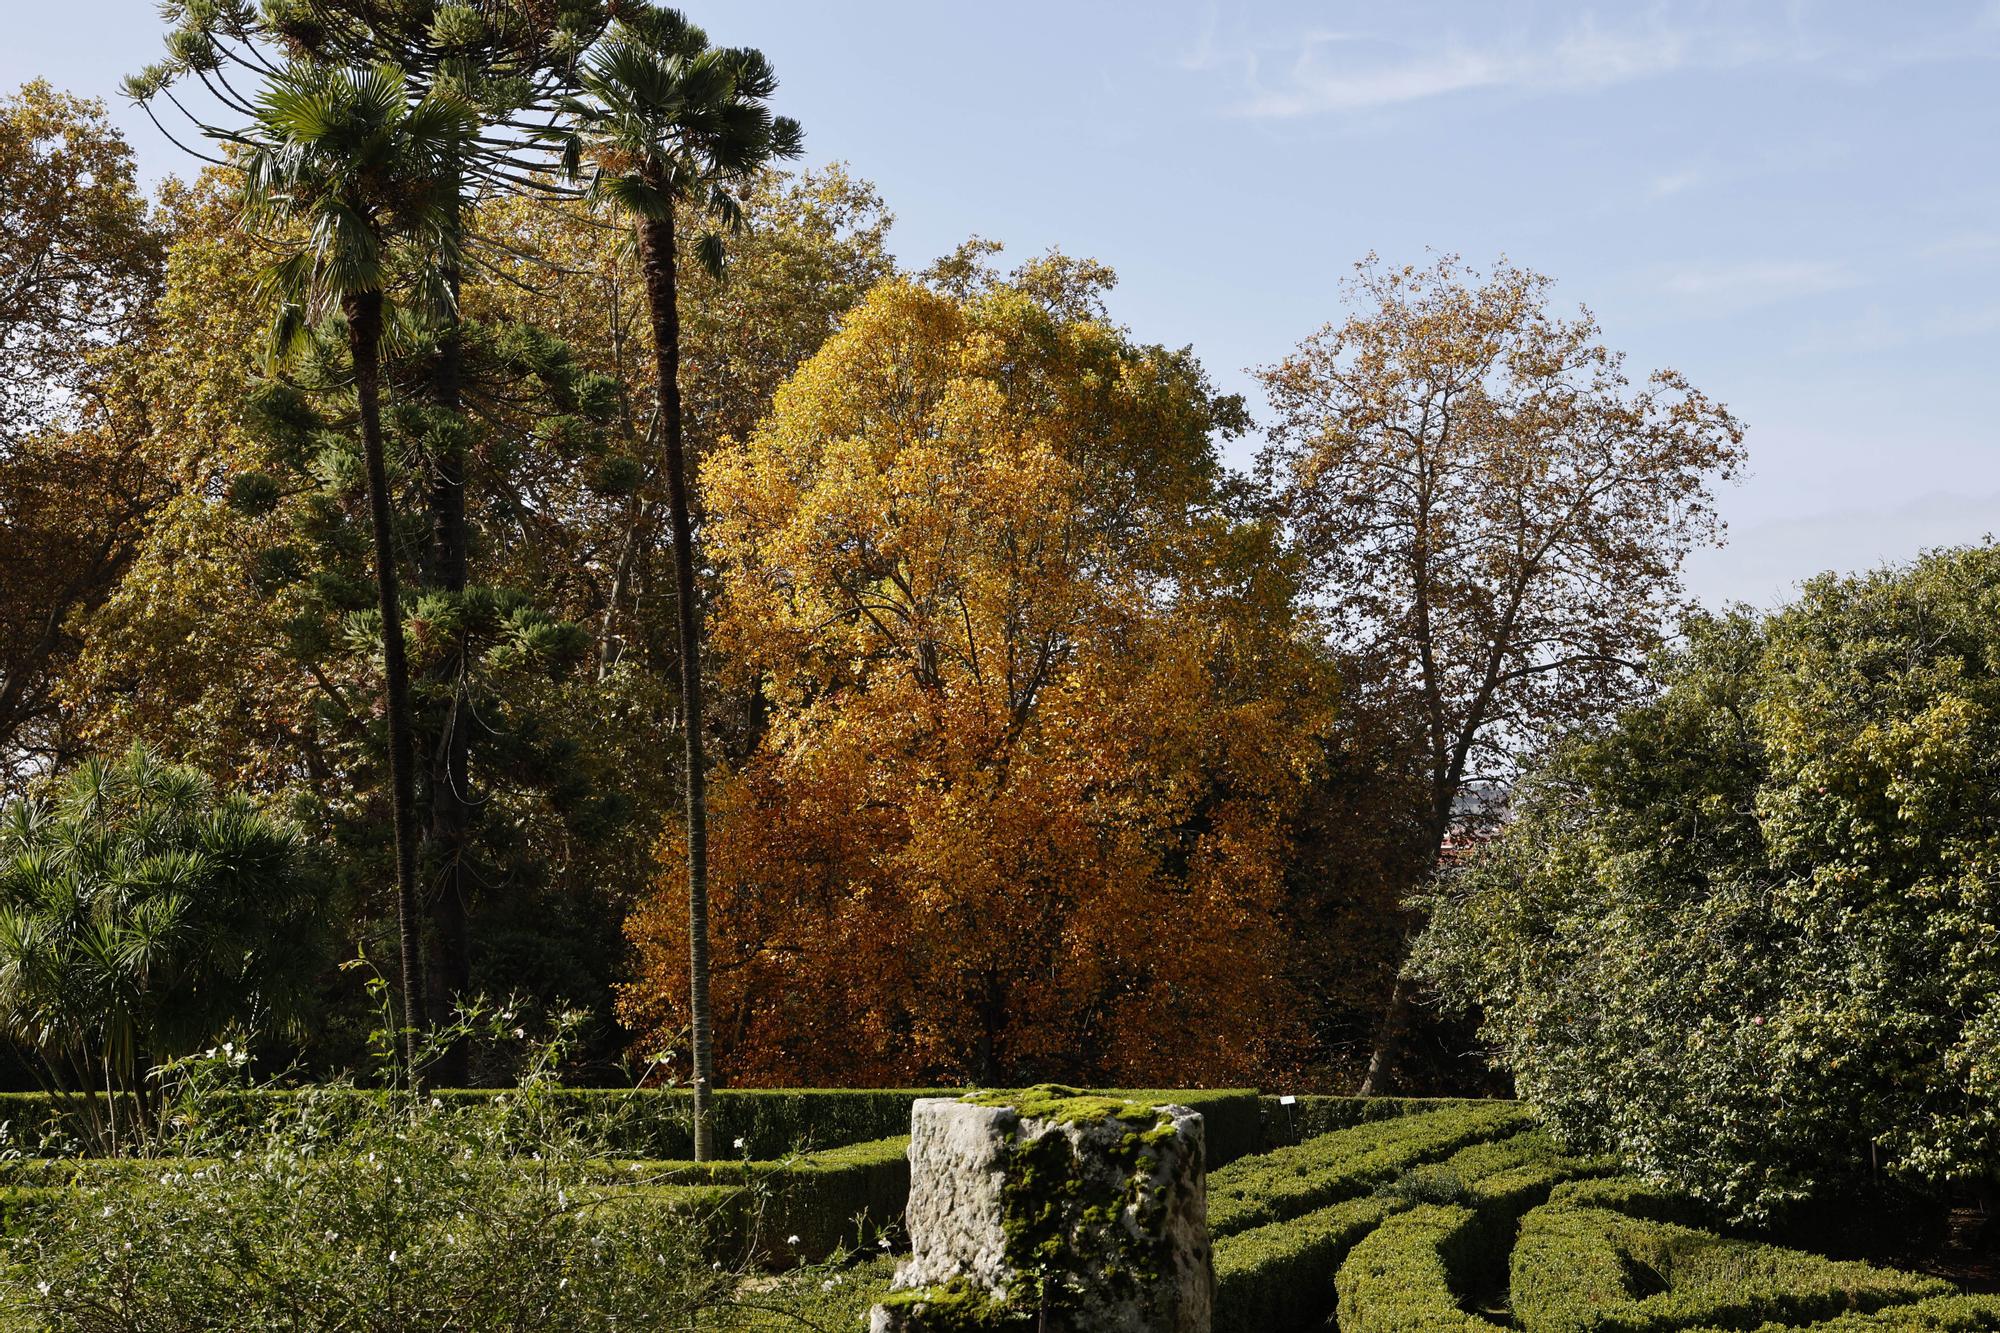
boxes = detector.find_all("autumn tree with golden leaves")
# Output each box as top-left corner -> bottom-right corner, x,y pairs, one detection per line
621,262 -> 1345,1087
0,83 -> 165,793
1260,254 -> 1746,1093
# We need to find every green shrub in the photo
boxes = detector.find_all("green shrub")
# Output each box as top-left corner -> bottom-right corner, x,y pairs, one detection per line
1415,548 -> 2000,1220
0,1108 -> 745,1329
1509,1204 -> 1951,1333
1725,1295 -> 2000,1333
1259,1097 -> 1495,1149
1213,1124 -> 1582,1332
1334,1203 -> 1506,1333
1547,1176 -> 1721,1228
1214,1194 -> 1409,1333
604,1134 -> 912,1262
1209,1103 -> 1532,1236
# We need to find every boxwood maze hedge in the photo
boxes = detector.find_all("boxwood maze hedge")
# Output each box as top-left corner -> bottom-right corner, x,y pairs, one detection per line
7,1094 -> 1998,1332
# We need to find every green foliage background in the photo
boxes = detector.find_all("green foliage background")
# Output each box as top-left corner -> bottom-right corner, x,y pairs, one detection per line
1416,546 -> 2000,1219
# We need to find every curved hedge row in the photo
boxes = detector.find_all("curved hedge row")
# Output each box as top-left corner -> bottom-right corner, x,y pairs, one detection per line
1208,1101 -> 1535,1235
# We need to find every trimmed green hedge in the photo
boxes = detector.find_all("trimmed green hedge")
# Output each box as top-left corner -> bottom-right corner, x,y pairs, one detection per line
0,1086 -> 1265,1164
1259,1097 -> 1496,1149
1545,1176 -> 1720,1228
1209,1102 -> 1534,1237
1332,1158 -> 1595,1333
1336,1203 -> 1506,1333
595,1135 -> 912,1262
1216,1193 -> 1409,1333
1510,1203 -> 1952,1333
1213,1133 -> 1552,1333
1720,1295 -> 2000,1333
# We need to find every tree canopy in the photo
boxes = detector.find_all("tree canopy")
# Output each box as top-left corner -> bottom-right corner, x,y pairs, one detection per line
1415,546 -> 2000,1220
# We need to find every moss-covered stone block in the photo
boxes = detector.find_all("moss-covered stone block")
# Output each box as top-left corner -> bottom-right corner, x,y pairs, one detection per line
869,1085 -> 1211,1333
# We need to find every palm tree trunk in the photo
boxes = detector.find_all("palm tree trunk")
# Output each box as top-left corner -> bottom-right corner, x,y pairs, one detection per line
634,200 -> 716,1162
347,288 -> 426,1086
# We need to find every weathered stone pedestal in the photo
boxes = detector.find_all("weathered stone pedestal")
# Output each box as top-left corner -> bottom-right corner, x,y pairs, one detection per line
869,1087 -> 1212,1333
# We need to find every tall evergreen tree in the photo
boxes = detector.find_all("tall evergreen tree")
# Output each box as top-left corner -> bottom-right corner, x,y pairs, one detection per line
234,61 -> 477,1080
132,1 -> 613,1079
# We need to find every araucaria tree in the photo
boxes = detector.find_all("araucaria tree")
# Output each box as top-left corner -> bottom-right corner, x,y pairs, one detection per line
238,63 -> 477,1080
1260,254 -> 1745,1093
130,0 -> 617,1082
555,5 -> 801,1159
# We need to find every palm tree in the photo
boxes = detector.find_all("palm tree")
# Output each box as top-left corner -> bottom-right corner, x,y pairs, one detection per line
0,746 -> 323,1149
132,4 -> 617,1084
553,5 -> 801,1161
239,62 -> 477,1084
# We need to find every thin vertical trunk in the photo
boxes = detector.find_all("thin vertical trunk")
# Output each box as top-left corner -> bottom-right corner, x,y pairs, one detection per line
635,196 -> 716,1162
424,254 -> 473,1088
348,289 -> 425,1087
1356,803 -> 1455,1097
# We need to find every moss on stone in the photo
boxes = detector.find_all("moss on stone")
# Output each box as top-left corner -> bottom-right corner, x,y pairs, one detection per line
876,1277 -> 1034,1331
960,1084 -> 1167,1126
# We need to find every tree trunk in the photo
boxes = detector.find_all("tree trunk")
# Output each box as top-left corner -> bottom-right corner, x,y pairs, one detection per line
423,260 -> 473,1088
635,199 -> 716,1162
1360,800 -> 1456,1088
348,289 -> 425,1087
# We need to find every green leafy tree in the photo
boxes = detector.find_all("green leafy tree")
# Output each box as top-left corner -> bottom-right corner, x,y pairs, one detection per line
554,4 -> 801,1158
1415,545 -> 2000,1220
0,748 -> 322,1145
237,61 -> 477,1078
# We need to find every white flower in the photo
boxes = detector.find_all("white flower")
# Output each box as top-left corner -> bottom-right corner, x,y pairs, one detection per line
733,1137 -> 746,1150
388,1250 -> 398,1265
877,1237 -> 892,1250
821,1279 -> 836,1291
787,1234 -> 801,1246
37,1281 -> 50,1297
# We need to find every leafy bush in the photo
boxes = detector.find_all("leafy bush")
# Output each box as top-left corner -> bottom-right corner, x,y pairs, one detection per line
1208,1102 -> 1531,1236
1415,547 -> 2000,1220
0,1029 -> 883,1330
0,748 -> 324,1146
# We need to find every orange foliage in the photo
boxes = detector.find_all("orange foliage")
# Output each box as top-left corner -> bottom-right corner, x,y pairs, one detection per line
621,269 -> 1340,1086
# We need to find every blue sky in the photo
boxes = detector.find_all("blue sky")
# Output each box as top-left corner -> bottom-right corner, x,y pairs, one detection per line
10,1 -> 1999,608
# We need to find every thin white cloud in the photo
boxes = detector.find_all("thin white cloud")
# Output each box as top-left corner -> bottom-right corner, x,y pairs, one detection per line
1221,6 -> 1829,120
1659,259 -> 1858,304
1647,165 -> 1709,199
